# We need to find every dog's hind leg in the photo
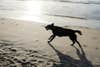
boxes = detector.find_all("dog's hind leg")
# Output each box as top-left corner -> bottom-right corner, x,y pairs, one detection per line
69,36 -> 76,46
48,35 -> 56,43
71,40 -> 75,46
75,40 -> 82,48
70,36 -> 82,48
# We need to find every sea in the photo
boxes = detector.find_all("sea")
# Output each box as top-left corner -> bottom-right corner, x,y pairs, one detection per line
0,0 -> 100,29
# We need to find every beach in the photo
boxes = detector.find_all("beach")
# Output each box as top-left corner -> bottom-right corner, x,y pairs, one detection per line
0,18 -> 100,67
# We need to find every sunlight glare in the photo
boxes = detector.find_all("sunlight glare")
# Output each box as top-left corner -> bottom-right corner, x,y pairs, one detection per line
25,1 -> 43,15
19,1 -> 44,22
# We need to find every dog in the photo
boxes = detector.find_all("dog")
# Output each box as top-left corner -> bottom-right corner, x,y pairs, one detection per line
45,23 -> 82,47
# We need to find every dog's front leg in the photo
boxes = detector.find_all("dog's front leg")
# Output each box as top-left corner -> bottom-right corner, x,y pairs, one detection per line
48,35 -> 53,40
48,35 -> 56,43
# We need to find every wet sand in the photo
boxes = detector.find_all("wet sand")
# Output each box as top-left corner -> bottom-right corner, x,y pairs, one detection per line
0,18 -> 100,67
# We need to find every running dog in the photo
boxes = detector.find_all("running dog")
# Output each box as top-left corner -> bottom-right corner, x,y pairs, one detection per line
45,23 -> 82,47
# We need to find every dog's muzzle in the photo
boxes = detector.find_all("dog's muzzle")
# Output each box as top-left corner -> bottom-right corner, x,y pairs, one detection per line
45,27 -> 49,30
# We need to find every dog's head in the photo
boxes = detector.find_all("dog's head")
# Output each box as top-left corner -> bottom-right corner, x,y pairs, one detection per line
45,23 -> 54,30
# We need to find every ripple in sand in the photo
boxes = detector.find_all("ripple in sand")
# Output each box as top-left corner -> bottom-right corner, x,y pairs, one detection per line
0,40 -> 56,67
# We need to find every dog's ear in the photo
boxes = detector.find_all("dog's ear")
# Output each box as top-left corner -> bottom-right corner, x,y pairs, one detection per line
51,23 -> 54,26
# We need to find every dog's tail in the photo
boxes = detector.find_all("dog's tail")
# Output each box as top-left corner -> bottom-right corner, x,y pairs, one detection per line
74,30 -> 82,35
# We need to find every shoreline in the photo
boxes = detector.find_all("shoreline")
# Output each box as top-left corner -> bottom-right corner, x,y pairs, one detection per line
1,17 -> 100,30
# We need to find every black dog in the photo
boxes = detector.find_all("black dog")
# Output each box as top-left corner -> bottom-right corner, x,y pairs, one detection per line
45,23 -> 82,47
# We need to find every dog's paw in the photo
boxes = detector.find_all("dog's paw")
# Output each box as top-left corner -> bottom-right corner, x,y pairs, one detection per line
71,44 -> 74,46
48,41 -> 50,43
48,40 -> 51,43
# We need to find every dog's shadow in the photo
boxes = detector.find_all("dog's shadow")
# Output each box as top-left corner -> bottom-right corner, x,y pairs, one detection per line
48,43 -> 93,67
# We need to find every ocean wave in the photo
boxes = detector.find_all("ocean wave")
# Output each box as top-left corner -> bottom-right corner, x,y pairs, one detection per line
16,0 -> 100,5
46,14 -> 87,20
58,0 -> 100,5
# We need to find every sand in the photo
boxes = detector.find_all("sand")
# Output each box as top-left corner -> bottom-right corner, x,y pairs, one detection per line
0,17 -> 100,67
